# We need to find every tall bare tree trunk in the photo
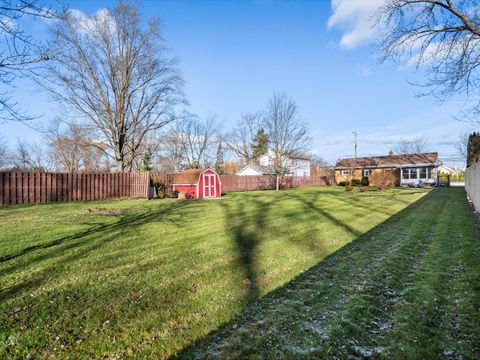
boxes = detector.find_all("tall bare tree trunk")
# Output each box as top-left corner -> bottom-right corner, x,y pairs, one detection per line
44,3 -> 184,173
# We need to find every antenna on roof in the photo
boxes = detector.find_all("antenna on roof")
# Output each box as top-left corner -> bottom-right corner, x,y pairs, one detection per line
352,131 -> 358,158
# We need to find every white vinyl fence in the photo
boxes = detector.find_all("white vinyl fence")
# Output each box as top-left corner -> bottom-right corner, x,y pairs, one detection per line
465,162 -> 480,212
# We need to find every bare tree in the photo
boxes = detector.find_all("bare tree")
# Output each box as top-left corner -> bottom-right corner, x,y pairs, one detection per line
43,2 -> 184,172
262,93 -> 311,190
455,131 -> 469,164
394,136 -> 430,154
47,120 -> 110,172
13,140 -> 49,171
157,131 -> 185,172
0,1 -> 55,122
175,115 -> 220,169
224,113 -> 262,163
0,138 -> 11,169
378,0 -> 480,119
310,155 -> 333,183
311,155 -> 329,168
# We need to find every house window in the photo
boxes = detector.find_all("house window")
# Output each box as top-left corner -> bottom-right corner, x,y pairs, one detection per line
363,169 -> 370,177
410,168 -> 418,179
419,168 -> 427,179
341,170 -> 350,176
402,167 -> 431,180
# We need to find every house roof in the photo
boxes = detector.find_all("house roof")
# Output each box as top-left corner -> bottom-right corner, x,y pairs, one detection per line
173,168 -> 207,184
285,152 -> 311,160
237,164 -> 275,175
259,151 -> 311,161
335,152 -> 439,169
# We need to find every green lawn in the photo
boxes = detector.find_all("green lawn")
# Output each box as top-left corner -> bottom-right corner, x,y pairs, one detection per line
0,187 -> 478,358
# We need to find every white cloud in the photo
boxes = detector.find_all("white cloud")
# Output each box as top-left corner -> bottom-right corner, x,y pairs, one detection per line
327,0 -> 385,49
68,8 -> 113,35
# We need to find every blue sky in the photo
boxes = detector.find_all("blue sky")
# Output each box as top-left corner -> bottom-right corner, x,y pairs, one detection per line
1,0 -> 476,167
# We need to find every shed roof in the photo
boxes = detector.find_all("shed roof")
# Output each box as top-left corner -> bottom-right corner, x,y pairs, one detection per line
173,168 -> 207,184
335,152 -> 439,169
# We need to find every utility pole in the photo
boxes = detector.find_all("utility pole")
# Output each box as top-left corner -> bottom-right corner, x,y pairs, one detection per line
352,131 -> 358,158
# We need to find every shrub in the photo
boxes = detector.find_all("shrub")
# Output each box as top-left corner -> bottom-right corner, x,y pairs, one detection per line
338,181 -> 350,186
351,179 -> 361,186
360,176 -> 369,186
369,171 -> 396,190
345,185 -> 354,191
360,187 -> 368,193
152,175 -> 176,199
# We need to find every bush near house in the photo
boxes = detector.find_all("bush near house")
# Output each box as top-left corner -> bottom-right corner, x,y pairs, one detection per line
351,179 -> 361,186
369,170 -> 396,190
360,176 -> 369,186
338,181 -> 349,186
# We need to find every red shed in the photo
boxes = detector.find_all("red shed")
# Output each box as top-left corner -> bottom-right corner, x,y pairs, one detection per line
172,168 -> 221,199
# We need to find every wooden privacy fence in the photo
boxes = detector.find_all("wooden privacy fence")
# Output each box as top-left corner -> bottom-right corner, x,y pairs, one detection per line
0,172 -> 328,205
219,175 -> 328,192
465,162 -> 480,212
0,172 -> 150,205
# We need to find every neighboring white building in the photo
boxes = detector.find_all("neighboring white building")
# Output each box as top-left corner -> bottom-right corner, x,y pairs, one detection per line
438,163 -> 464,176
236,164 -> 275,176
237,150 -> 311,176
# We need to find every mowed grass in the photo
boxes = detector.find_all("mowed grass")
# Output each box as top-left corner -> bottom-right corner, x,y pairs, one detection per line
0,187 -> 476,358
180,187 -> 480,359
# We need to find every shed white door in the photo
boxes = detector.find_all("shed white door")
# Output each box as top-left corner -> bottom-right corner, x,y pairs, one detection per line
203,174 -> 216,198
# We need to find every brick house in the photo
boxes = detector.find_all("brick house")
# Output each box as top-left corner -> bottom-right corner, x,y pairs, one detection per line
334,152 -> 440,186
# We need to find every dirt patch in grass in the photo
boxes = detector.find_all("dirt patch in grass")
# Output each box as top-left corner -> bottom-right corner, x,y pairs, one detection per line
83,207 -> 126,216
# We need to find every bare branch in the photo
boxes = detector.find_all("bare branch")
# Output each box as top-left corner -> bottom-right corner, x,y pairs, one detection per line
262,93 -> 312,190
394,136 -> 430,154
42,2 -> 184,171
0,0 -> 56,123
378,0 -> 480,118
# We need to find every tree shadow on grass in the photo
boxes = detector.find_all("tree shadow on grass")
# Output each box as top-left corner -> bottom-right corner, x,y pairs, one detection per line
0,200 -> 192,301
283,191 -> 363,237
217,188 -> 401,304
220,196 -> 274,303
175,190 -> 433,359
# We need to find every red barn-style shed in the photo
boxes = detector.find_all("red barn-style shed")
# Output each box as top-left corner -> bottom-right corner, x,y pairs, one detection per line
172,168 -> 221,199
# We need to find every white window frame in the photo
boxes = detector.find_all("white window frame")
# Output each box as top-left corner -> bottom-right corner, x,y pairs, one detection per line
401,167 -> 430,181
341,170 -> 350,176
363,169 -> 370,177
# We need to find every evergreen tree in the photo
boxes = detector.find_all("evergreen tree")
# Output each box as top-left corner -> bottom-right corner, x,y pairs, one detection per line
251,128 -> 269,161
467,132 -> 480,168
140,150 -> 152,172
215,143 -> 225,174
